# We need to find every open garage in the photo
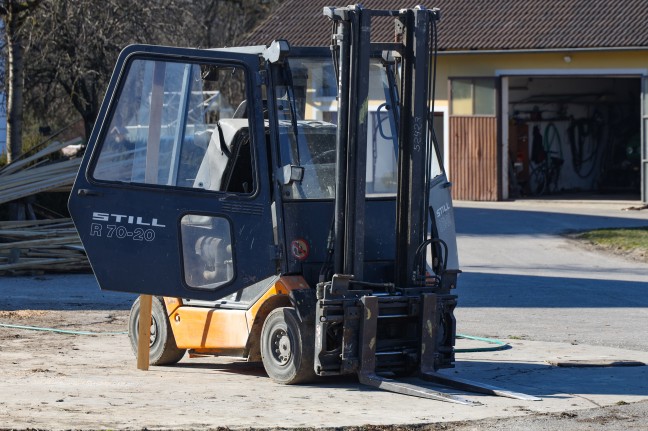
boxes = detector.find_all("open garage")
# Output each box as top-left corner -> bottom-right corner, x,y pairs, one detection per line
506,75 -> 641,198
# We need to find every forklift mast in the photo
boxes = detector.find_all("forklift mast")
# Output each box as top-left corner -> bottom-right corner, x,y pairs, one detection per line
308,5 -> 462,385
325,6 -> 459,290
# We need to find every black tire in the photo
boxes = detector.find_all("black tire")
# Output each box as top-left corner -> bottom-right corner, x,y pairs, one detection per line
128,296 -> 186,366
260,307 -> 316,384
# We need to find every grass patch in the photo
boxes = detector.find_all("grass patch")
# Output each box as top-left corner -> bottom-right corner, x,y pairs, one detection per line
575,227 -> 648,262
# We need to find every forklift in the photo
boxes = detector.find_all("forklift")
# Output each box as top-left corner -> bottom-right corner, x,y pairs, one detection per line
69,5 -> 537,404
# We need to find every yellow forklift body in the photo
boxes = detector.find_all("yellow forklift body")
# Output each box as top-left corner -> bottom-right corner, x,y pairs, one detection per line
163,275 -> 310,355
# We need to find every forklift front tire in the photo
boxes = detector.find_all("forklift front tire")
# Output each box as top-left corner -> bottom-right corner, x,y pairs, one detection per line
128,296 -> 186,366
260,307 -> 316,384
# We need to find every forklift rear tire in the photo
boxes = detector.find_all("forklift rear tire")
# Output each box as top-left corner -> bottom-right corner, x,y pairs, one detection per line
128,296 -> 186,366
260,307 -> 316,384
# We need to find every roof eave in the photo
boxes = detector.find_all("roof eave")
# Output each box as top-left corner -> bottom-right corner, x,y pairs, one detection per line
438,46 -> 648,55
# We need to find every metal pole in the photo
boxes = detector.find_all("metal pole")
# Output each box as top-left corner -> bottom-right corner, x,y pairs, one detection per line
332,17 -> 350,275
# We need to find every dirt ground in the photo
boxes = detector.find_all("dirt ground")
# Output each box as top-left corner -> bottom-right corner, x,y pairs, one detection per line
1,302 -> 648,430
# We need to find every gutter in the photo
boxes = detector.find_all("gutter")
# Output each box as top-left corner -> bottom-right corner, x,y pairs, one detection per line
438,46 -> 648,55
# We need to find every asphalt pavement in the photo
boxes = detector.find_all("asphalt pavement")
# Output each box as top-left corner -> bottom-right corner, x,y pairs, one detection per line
454,199 -> 648,351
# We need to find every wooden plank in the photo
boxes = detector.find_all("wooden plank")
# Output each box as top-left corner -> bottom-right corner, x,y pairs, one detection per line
0,218 -> 72,229
0,138 -> 87,273
0,236 -> 81,250
137,294 -> 153,371
0,160 -> 80,186
0,257 -> 82,271
0,174 -> 78,205
0,157 -> 80,187
0,215 -> 87,273
25,251 -> 85,259
0,229 -> 79,239
0,137 -> 81,176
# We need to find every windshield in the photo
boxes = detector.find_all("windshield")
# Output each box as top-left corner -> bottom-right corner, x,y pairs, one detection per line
273,55 -> 443,200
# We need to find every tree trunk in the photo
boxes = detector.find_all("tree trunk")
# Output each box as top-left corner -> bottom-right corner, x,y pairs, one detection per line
83,113 -> 95,140
5,4 -> 25,165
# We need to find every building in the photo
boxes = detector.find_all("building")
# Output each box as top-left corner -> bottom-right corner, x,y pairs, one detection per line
243,0 -> 648,202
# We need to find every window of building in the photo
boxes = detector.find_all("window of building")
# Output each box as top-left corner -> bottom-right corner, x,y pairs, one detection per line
450,78 -> 496,116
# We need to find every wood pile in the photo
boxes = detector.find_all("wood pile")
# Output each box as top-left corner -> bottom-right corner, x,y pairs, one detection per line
0,138 -> 83,205
0,218 -> 90,274
0,138 -> 89,274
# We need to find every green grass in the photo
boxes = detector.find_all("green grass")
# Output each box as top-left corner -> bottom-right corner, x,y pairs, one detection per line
577,227 -> 648,261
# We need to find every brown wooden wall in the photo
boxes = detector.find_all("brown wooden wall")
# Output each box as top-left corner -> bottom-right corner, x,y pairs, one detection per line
449,116 -> 499,201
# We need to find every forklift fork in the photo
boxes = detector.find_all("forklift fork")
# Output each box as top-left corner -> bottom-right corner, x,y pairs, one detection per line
358,295 -> 541,404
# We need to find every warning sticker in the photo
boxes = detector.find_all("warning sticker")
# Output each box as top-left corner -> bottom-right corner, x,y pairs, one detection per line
290,239 -> 310,261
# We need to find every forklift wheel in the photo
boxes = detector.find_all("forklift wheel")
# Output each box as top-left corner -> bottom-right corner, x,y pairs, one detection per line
128,296 -> 186,366
260,307 -> 316,384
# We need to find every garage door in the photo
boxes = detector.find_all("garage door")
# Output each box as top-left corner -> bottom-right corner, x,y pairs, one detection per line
507,76 -> 642,199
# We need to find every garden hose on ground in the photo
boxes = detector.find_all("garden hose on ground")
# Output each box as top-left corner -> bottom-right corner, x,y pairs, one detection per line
456,333 -> 510,353
0,322 -> 127,335
0,322 -> 510,353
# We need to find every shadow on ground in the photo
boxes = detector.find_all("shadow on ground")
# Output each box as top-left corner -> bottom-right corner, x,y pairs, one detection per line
458,272 -> 648,308
455,207 -> 647,236
152,356 -> 648,400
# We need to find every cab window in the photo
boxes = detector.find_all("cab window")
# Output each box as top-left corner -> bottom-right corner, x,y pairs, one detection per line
92,58 -> 254,194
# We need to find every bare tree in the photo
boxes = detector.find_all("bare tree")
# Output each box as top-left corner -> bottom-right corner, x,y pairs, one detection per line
0,0 -> 41,164
187,0 -> 281,48
18,0 -> 281,142
24,0 -> 174,139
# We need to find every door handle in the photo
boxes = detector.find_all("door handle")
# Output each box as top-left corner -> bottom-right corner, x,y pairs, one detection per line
442,182 -> 453,189
77,188 -> 101,197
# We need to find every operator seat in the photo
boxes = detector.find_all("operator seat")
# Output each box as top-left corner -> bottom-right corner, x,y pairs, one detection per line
193,118 -> 253,193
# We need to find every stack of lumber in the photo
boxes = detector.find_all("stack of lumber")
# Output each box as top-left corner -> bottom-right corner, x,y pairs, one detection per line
0,138 -> 89,274
0,137 -> 83,205
0,218 -> 90,274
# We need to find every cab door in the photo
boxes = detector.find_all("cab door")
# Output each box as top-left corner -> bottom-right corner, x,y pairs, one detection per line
69,45 -> 276,301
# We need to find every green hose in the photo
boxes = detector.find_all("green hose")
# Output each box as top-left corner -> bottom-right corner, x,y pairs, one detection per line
455,333 -> 509,353
0,323 -> 509,353
0,322 -> 127,336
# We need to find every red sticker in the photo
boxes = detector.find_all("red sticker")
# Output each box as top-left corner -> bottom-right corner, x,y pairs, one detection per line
290,239 -> 310,261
